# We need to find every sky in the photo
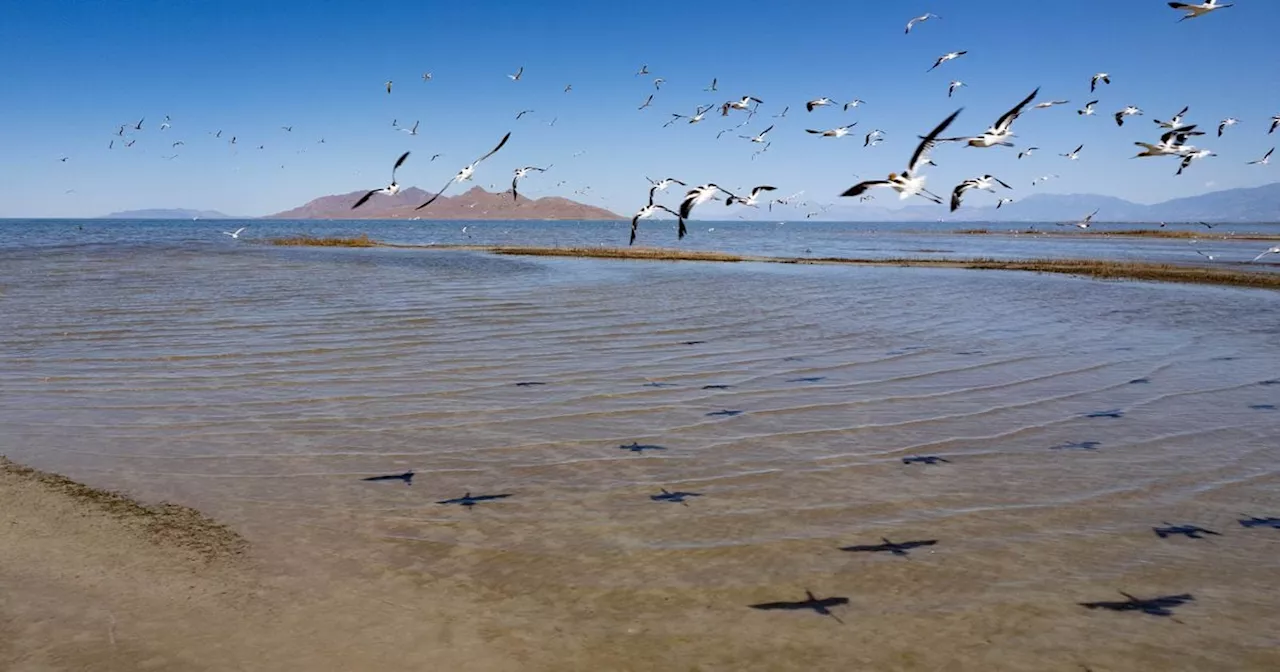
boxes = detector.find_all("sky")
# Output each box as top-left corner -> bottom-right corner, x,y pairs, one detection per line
1,0 -> 1278,219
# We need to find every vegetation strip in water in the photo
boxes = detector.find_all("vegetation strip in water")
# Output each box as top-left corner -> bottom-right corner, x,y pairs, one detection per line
264,238 -> 1280,289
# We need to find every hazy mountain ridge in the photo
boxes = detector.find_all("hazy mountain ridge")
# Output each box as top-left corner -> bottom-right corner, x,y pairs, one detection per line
99,208 -> 235,219
265,186 -> 621,220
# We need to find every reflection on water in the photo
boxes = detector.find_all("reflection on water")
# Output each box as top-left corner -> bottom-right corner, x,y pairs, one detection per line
1,225 -> 1279,669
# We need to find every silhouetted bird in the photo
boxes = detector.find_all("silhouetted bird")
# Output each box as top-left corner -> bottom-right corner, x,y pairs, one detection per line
1085,409 -> 1124,419
702,384 -> 733,390
903,456 -> 950,465
1153,524 -> 1221,539
436,492 -> 512,507
514,381 -> 546,387
706,409 -> 743,417
749,590 -> 849,623
841,538 -> 937,557
1239,516 -> 1280,529
361,470 -> 414,485
681,340 -> 706,345
1051,441 -> 1101,451
650,488 -> 702,505
619,442 -> 666,453
786,376 -> 826,383
1079,592 -> 1194,617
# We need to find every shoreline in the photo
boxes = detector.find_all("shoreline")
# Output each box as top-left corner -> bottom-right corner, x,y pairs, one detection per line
264,237 -> 1280,290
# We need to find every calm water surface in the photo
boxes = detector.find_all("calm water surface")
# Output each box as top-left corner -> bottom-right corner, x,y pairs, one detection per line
1,221 -> 1278,670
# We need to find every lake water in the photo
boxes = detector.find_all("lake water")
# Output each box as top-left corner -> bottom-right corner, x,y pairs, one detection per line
1,219 -> 1278,670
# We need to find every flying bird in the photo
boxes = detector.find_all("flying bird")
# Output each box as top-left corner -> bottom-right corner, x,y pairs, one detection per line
843,99 -> 866,111
508,66 -> 524,81
962,88 -> 1038,148
840,108 -> 961,204
630,191 -> 685,245
704,77 -> 718,92
1247,147 -> 1273,165
1133,124 -> 1204,157
666,104 -> 715,127
806,97 -> 837,112
905,13 -> 940,34
1175,148 -> 1215,175
417,132 -> 511,210
678,184 -> 724,222
1071,208 -> 1100,228
806,124 -> 857,138
773,105 -> 790,118
948,80 -> 966,98
864,129 -> 885,147
653,77 -> 665,90
1034,100 -> 1070,110
515,109 -> 534,119
721,96 -> 763,116
950,174 -> 1012,211
281,125 -> 292,132
996,197 -> 1014,209
1115,105 -> 1143,126
635,64 -> 649,76
725,185 -> 777,207
1031,174 -> 1059,186
1090,72 -> 1111,92
1017,146 -> 1040,159
646,177 -> 687,193
1217,117 -> 1238,136
385,80 -> 392,94
928,51 -> 967,72
1060,144 -> 1084,160
841,538 -> 938,557
222,227 -> 248,239
638,94 -> 654,110
740,124 -> 774,144
134,117 -> 144,130
510,165 -> 551,201
1270,115 -> 1280,134
422,72 -> 432,82
1154,105 -> 1190,129
351,151 -> 411,210
399,120 -> 420,135
1078,100 -> 1098,116
1252,246 -> 1280,262
1168,1 -> 1233,22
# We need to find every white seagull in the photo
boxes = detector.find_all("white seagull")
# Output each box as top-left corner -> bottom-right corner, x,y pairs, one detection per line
422,72 -> 432,82
1154,105 -> 1190,129
905,13 -> 940,34
1247,147 -> 1274,165
1133,125 -> 1204,157
508,66 -> 524,81
725,185 -> 777,207
1078,100 -> 1099,116
1090,73 -> 1111,93
1017,146 -> 1040,159
1168,1 -> 1233,21
1061,144 -> 1084,160
806,97 -> 837,112
996,197 -> 1015,209
416,132 -> 511,210
385,80 -> 393,94
1175,148 -> 1215,176
511,165 -> 551,201
222,227 -> 248,239
646,177 -> 687,194
840,108 -> 962,204
351,151 -> 411,210
741,124 -> 774,143
399,120 -> 420,135
1031,174 -> 1059,186
773,105 -> 790,118
665,104 -> 715,127
704,77 -> 718,92
638,95 -> 654,110
806,124 -> 857,138
864,129 -> 885,147
948,80 -> 966,98
678,184 -> 724,222
721,96 -> 763,116
1070,209 -> 1100,228
1217,117 -> 1238,136
653,78 -> 665,90
1034,100 -> 1070,110
1251,246 -> 1280,262
950,174 -> 1012,212
636,64 -> 650,76
1115,105 -> 1143,126
630,195 -> 684,245
928,51 -> 967,72
963,87 -> 1039,147
843,99 -> 866,110
1269,115 -> 1279,134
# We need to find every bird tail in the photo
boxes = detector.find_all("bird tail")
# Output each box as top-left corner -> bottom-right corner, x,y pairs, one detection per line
678,219 -> 687,240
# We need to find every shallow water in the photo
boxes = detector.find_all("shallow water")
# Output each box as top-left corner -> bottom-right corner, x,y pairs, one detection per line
1,223 -> 1279,670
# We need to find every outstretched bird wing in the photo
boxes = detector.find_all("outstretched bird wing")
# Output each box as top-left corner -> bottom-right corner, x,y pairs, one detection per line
993,88 -> 1039,133
351,189 -> 380,210
907,107 -> 963,175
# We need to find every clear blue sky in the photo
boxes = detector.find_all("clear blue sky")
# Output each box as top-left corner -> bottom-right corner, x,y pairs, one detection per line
1,0 -> 1277,218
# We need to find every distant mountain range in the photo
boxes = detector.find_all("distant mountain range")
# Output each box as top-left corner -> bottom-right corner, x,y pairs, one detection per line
770,182 -> 1280,223
265,186 -> 620,220
100,208 -> 236,219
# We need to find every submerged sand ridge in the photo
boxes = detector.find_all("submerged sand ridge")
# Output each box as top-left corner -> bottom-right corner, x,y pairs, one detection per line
1,241 -> 1279,669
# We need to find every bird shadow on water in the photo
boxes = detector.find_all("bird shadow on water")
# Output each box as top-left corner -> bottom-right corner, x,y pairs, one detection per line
902,455 -> 950,465
705,409 -> 744,417
514,381 -> 547,387
1248,404 -> 1276,411
436,492 -> 512,507
1128,378 -> 1151,385
361,470 -> 414,485
1239,516 -> 1280,529
702,384 -> 734,390
1153,523 -> 1221,539
749,590 -> 849,623
1079,592 -> 1194,618
1259,379 -> 1280,386
1051,441 -> 1101,451
619,442 -> 666,453
650,488 -> 702,505
840,538 -> 937,557
1085,409 -> 1124,419
786,376 -> 827,383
